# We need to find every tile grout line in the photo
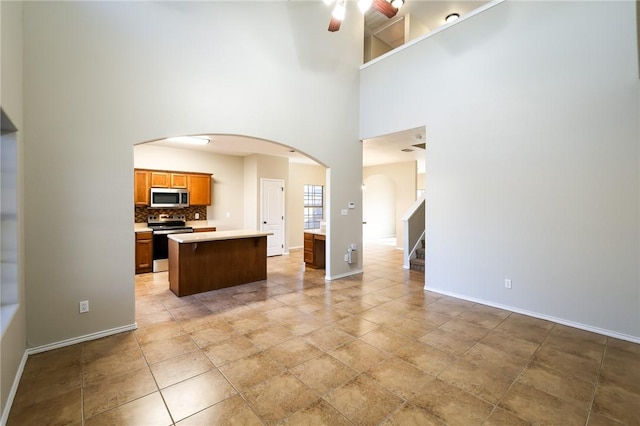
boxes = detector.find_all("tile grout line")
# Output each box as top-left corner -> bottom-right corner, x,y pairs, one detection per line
478,313 -> 554,424
488,322 -> 555,421
134,311 -> 176,426
584,337 -> 608,426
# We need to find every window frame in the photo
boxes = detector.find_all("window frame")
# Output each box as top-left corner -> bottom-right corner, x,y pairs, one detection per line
303,184 -> 324,230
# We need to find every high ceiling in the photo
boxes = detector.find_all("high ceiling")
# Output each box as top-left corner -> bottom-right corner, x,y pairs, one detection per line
365,0 -> 489,38
145,2 -> 490,172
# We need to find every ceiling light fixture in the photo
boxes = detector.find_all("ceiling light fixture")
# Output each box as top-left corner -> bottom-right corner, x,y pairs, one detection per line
332,0 -> 346,21
166,136 -> 210,145
445,13 -> 460,23
358,0 -> 372,13
328,0 -> 398,32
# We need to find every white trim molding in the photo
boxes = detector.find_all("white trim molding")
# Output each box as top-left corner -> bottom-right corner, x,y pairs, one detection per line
0,351 -> 28,426
326,269 -> 364,281
1,323 -> 137,426
26,323 -> 138,355
427,287 -> 640,344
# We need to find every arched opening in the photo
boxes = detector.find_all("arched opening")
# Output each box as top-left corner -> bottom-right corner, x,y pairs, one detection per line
132,133 -> 330,297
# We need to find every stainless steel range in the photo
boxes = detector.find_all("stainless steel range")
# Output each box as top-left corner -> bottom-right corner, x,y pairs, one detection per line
147,214 -> 194,272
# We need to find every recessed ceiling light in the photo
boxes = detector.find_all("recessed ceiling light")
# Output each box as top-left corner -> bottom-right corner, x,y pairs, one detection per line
401,148 -> 414,152
445,13 -> 460,23
166,136 -> 210,145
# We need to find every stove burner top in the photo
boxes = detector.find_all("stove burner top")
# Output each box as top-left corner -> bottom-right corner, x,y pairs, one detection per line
147,214 -> 192,234
148,224 -> 190,230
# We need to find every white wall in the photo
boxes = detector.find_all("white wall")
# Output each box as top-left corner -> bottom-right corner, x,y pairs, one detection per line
361,1 -> 640,340
363,174 -> 395,239
288,163 -> 326,249
22,1 -> 362,347
243,156 -> 259,231
134,144 -> 244,230
0,0 -> 26,419
417,172 -> 425,193
363,161 -> 417,248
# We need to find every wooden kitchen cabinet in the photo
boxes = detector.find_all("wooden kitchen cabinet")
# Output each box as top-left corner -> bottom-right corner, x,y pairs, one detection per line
304,232 -> 325,269
188,174 -> 212,206
150,171 -> 170,188
134,170 -> 151,206
170,173 -> 188,188
134,169 -> 212,206
135,231 -> 153,274
150,171 -> 188,188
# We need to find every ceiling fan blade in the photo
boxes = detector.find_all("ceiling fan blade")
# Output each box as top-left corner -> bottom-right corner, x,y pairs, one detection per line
372,0 -> 398,18
328,16 -> 342,32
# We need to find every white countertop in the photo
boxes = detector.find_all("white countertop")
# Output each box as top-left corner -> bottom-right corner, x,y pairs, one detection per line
168,230 -> 272,244
186,221 -> 216,229
134,224 -> 152,233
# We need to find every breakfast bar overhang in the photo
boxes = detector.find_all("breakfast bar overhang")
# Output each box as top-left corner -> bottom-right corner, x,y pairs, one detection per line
168,230 -> 272,297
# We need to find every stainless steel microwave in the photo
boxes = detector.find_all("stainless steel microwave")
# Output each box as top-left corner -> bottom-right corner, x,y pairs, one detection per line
150,188 -> 189,208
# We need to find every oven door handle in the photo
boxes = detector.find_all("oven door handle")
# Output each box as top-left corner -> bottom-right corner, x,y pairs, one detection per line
153,229 -> 193,235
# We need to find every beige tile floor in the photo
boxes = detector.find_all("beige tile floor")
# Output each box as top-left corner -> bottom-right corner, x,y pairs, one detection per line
8,242 -> 640,425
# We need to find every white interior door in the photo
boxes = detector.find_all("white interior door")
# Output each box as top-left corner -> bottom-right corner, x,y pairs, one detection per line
261,178 -> 285,256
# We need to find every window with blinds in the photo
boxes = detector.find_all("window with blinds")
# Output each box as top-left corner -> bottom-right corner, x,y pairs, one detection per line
303,184 -> 324,230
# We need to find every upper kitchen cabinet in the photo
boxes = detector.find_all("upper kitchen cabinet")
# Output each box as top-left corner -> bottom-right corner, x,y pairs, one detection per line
150,171 -> 169,187
134,168 -> 212,206
188,173 -> 212,205
134,170 -> 151,206
150,171 -> 187,188
170,173 -> 188,189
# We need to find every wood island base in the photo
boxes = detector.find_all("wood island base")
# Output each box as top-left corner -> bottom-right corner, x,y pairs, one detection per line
168,235 -> 267,297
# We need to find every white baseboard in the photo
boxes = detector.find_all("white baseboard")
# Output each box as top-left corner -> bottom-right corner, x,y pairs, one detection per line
326,269 -> 363,281
426,287 -> 640,344
1,323 -> 137,426
26,323 -> 138,355
1,350 -> 28,426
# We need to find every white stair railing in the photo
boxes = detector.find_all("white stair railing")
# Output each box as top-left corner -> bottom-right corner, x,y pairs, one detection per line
401,194 -> 425,269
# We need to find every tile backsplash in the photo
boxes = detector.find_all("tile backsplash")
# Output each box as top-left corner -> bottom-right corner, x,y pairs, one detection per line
135,206 -> 207,223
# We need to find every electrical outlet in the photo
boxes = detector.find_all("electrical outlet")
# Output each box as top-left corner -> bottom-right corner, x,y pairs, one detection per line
344,254 -> 349,262
79,300 -> 89,313
504,279 -> 512,289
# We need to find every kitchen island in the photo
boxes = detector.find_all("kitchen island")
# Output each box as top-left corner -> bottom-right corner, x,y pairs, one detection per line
168,230 -> 271,297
